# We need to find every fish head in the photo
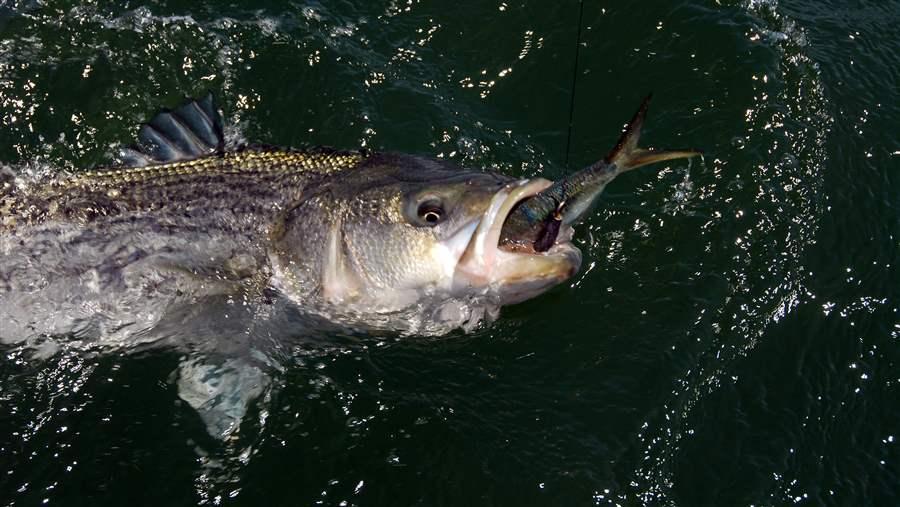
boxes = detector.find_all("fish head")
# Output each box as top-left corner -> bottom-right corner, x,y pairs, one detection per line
271,153 -> 582,331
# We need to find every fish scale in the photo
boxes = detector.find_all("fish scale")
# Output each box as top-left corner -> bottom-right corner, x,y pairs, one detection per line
70,149 -> 364,186
1,149 -> 366,230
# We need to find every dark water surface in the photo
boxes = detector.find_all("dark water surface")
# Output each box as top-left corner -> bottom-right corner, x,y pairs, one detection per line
1,0 -> 898,505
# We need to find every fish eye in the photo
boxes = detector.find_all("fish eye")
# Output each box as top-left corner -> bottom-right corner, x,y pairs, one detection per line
417,201 -> 444,226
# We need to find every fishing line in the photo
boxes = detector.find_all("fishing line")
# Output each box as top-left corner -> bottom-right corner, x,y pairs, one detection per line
563,0 -> 585,171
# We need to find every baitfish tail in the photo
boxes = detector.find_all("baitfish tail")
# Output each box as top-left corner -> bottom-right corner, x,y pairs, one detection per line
554,94 -> 702,227
499,95 -> 701,251
604,94 -> 701,173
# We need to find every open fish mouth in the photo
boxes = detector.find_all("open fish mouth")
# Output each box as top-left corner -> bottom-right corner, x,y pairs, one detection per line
449,179 -> 583,303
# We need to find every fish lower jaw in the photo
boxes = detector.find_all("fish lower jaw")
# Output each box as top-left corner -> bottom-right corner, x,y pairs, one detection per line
452,241 -> 581,304
491,243 -> 582,304
495,241 -> 581,279
496,224 -> 576,256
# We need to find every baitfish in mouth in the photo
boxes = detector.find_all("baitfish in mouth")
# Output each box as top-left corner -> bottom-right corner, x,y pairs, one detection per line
532,203 -> 565,253
499,95 -> 701,254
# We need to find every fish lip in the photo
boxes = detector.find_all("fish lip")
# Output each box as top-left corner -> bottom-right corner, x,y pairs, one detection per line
452,178 -> 582,295
457,178 -> 552,272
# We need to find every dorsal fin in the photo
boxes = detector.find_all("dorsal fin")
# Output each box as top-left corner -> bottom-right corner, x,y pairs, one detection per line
119,94 -> 224,167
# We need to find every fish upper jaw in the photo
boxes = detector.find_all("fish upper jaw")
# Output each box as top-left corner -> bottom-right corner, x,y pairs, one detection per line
448,178 -> 583,304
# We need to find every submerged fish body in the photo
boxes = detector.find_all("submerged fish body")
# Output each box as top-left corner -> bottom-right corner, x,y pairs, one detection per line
0,94 -> 696,436
0,148 -> 362,343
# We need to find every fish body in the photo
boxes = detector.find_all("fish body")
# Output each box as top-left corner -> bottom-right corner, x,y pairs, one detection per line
0,95 -> 698,343
0,94 -> 697,436
0,95 -> 582,342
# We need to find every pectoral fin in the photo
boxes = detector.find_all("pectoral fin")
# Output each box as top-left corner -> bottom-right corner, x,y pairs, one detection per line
176,356 -> 270,439
321,219 -> 364,304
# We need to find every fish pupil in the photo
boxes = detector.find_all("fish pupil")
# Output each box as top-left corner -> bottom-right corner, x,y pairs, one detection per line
417,201 -> 444,225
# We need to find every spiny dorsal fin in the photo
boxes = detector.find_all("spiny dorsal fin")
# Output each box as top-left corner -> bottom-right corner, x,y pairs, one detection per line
120,93 -> 224,167
604,94 -> 701,171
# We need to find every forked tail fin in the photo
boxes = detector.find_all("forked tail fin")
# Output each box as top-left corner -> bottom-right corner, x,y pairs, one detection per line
605,94 -> 701,171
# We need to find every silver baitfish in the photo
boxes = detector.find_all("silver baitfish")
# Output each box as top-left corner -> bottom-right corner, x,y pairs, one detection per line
499,96 -> 701,253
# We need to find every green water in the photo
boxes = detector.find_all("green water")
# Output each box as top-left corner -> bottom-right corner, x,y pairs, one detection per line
1,0 -> 898,505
